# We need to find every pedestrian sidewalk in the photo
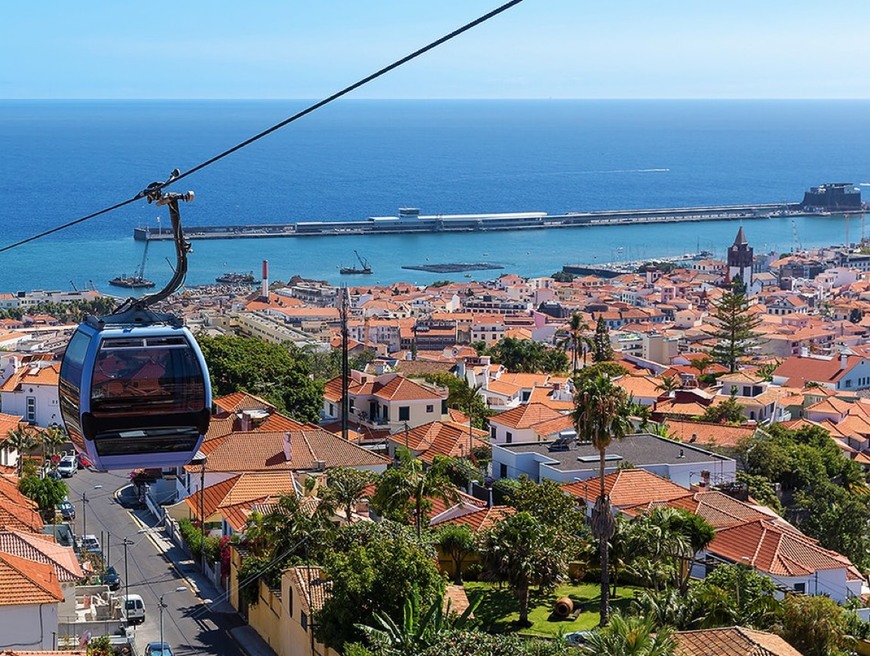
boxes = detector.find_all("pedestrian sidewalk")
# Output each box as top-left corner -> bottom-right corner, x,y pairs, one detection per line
116,483 -> 278,656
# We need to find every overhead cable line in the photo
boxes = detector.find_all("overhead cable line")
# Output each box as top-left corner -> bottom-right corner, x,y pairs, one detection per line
0,0 -> 524,256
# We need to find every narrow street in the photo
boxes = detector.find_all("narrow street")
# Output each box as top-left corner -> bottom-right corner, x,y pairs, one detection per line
64,468 -> 246,655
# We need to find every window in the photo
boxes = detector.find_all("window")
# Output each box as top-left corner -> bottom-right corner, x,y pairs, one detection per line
301,611 -> 308,631
490,426 -> 497,440
506,431 -> 513,444
288,588 -> 293,617
793,582 -> 806,594
329,403 -> 335,416
26,397 -> 36,422
399,406 -> 410,421
349,399 -> 355,413
426,404 -> 434,413
499,463 -> 508,478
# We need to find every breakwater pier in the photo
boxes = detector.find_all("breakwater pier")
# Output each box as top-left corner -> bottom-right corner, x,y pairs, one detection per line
134,202 -> 822,242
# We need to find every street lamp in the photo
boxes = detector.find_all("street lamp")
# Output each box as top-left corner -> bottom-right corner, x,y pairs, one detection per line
159,587 -> 187,649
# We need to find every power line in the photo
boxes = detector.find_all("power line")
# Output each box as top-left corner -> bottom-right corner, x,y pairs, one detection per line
0,0 -> 524,257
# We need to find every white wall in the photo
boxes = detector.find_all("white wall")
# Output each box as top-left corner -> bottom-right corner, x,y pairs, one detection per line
1,381 -> 61,427
0,603 -> 58,649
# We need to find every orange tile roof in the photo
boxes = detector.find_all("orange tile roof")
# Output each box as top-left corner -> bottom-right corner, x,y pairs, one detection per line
372,375 -> 445,402
489,403 -> 563,430
623,490 -> 772,529
561,469 -> 689,507
0,551 -> 64,606
664,419 -> 756,448
0,531 -> 84,582
213,391 -> 277,415
433,505 -> 516,532
0,414 -> 24,444
391,421 -> 488,463
0,478 -> 43,533
185,471 -> 299,521
526,386 -> 574,412
193,429 -> 390,474
709,518 -> 861,579
286,566 -> 331,614
675,627 -> 804,656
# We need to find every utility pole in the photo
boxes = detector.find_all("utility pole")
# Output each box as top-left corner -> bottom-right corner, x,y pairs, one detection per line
200,457 -> 207,572
340,285 -> 349,441
81,492 -> 89,541
122,537 -> 133,603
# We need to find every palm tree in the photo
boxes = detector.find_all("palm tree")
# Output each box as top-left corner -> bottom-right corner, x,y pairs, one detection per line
579,612 -> 676,656
323,466 -> 374,524
7,424 -> 38,477
655,374 -> 680,397
478,511 -> 567,627
557,313 -> 591,372
372,449 -> 458,538
436,524 -> 476,584
572,373 -> 632,627
453,380 -> 484,460
688,355 -> 714,385
40,423 -> 67,459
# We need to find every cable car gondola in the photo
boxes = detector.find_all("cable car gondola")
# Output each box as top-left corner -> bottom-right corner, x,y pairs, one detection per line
58,181 -> 211,470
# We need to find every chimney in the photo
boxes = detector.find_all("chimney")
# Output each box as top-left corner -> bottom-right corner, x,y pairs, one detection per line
841,352 -> 849,370
261,259 -> 269,300
700,469 -> 710,487
800,346 -> 809,358
283,432 -> 292,462
238,412 -> 252,432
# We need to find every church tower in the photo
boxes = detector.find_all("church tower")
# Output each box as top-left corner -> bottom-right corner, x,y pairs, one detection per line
727,227 -> 753,291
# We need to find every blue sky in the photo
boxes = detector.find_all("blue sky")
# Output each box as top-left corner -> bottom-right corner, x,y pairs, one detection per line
3,1 -> 870,99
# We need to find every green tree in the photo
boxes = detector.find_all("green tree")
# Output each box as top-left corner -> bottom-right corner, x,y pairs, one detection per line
655,375 -> 680,397
705,282 -> 764,373
735,471 -> 783,514
579,612 -> 676,656
6,424 -> 38,477
372,450 -> 458,538
591,316 -> 614,363
572,361 -> 628,382
700,392 -> 745,424
571,374 -> 632,626
780,594 -> 849,656
323,466 -> 375,525
504,476 -> 585,537
18,475 -> 68,522
436,524 -> 476,584
197,334 -> 323,422
489,338 -> 567,374
315,522 -> 444,650
478,511 -> 569,627
424,373 -> 491,430
40,424 -> 67,459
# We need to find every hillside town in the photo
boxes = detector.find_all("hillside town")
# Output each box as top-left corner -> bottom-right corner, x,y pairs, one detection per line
3,228 -> 870,655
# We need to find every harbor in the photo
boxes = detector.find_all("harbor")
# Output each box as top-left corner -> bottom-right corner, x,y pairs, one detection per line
133,183 -> 865,242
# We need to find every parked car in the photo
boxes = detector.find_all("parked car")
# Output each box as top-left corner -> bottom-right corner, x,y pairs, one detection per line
122,594 -> 146,625
57,455 -> 77,477
56,499 -> 76,521
77,452 -> 93,469
145,643 -> 173,656
80,534 -> 101,554
46,468 -> 62,481
101,565 -> 120,591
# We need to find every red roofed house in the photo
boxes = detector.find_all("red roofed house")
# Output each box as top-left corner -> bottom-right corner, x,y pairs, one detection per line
487,402 -> 566,445
0,361 -> 61,427
561,469 -> 691,519
386,420 -> 489,463
772,352 -> 870,392
707,518 -> 864,602
322,371 -> 447,433
0,551 -> 65,649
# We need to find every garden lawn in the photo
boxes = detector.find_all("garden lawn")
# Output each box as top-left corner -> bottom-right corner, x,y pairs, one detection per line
464,581 -> 644,638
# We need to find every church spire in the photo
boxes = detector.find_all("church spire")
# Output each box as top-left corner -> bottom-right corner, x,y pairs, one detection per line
733,226 -> 748,246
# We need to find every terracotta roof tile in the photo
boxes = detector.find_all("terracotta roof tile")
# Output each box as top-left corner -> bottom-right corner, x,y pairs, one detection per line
0,531 -> 84,582
0,551 -> 64,606
286,566 -> 331,614
561,469 -> 689,507
675,626 -> 804,656
433,505 -> 516,532
489,403 -> 563,430
213,391 -> 277,415
191,429 -> 389,474
185,472 -> 299,521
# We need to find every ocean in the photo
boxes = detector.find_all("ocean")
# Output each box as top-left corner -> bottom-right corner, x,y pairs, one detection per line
1,99 -> 869,293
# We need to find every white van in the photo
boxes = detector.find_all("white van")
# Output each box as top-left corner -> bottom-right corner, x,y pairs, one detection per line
122,594 -> 145,625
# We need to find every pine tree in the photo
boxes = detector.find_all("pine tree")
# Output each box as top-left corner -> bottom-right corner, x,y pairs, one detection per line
706,282 -> 763,373
592,315 -> 614,363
